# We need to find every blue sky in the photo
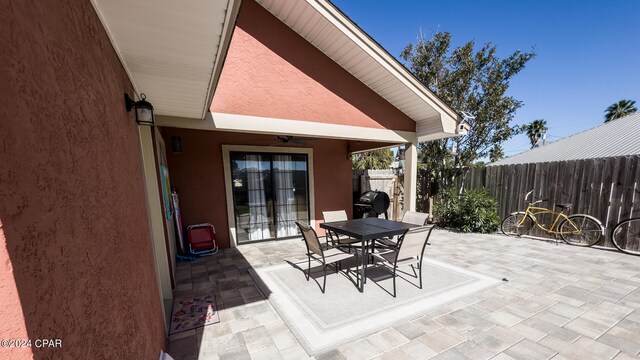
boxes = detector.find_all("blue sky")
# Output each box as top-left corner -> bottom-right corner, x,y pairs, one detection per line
332,0 -> 640,157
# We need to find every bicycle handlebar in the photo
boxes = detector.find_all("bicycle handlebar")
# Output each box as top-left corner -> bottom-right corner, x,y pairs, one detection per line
525,190 -> 534,201
524,190 -> 548,205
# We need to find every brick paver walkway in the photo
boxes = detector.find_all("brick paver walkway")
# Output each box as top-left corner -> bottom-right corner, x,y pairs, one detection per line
168,230 -> 640,360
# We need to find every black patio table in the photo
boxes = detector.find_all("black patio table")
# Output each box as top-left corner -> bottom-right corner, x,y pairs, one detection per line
320,217 -> 418,292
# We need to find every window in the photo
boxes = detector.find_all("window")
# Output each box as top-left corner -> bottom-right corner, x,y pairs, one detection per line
231,152 -> 310,243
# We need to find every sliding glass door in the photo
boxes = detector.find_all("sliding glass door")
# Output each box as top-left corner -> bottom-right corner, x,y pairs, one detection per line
230,152 -> 310,243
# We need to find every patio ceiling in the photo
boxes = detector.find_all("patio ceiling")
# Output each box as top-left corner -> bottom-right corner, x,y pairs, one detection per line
90,0 -> 241,119
255,0 -> 462,142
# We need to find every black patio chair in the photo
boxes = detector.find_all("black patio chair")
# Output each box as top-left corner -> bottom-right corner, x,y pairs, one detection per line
371,225 -> 436,297
295,221 -> 358,293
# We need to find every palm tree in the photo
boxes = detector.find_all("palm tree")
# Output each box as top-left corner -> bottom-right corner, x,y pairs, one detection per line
522,119 -> 548,148
604,99 -> 637,122
352,149 -> 394,170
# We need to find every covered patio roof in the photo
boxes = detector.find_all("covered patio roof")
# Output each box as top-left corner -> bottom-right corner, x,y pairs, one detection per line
255,0 -> 462,142
91,0 -> 465,143
90,0 -> 241,119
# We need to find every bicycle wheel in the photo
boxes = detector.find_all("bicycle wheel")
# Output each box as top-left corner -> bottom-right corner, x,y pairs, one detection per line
612,218 -> 640,256
559,215 -> 603,246
501,212 -> 534,237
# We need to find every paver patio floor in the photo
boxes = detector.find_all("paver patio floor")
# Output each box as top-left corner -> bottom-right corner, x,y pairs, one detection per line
168,230 -> 640,360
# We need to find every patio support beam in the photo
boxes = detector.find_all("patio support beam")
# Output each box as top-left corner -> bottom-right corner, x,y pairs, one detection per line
156,113 -> 417,143
404,142 -> 417,212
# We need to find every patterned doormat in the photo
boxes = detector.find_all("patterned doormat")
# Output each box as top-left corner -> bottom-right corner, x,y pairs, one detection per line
169,295 -> 220,335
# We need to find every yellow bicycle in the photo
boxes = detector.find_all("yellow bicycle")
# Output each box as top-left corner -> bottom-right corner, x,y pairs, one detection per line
501,190 -> 604,246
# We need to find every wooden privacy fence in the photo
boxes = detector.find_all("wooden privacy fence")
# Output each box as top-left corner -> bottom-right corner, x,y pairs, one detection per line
458,155 -> 640,246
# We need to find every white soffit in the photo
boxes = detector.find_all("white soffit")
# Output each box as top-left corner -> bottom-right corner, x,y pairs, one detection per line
255,0 -> 461,138
91,0 -> 240,119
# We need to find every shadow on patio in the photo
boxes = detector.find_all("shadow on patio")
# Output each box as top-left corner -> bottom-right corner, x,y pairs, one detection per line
167,241 -> 298,360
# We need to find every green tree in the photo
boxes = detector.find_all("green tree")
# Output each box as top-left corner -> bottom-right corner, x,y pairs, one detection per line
604,99 -> 637,122
352,149 -> 394,170
401,32 -> 535,202
489,145 -> 504,162
521,119 -> 548,148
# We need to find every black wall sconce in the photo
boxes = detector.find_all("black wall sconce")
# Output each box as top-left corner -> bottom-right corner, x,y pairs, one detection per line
125,93 -> 154,126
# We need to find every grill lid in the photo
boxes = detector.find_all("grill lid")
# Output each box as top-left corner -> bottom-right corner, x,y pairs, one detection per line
356,190 -> 390,214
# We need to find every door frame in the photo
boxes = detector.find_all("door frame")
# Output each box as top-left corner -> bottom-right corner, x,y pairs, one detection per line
222,145 -> 315,247
137,126 -> 173,332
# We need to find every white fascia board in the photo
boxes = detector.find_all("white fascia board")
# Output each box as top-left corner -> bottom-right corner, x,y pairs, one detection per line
155,112 -> 418,143
417,132 -> 462,142
202,0 -> 242,119
309,0 -> 460,123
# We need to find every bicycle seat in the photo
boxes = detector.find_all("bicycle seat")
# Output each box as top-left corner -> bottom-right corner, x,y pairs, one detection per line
555,203 -> 572,210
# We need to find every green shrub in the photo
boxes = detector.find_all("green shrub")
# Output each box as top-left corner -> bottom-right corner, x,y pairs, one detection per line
434,188 -> 500,233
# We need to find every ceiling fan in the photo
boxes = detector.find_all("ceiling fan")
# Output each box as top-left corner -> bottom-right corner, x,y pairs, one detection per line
268,135 -> 319,146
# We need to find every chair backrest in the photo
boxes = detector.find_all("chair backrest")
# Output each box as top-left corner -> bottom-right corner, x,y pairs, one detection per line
396,225 -> 436,260
295,221 -> 323,256
322,210 -> 348,223
402,211 -> 429,226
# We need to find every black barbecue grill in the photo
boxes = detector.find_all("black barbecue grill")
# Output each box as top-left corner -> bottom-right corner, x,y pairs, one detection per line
354,190 -> 390,219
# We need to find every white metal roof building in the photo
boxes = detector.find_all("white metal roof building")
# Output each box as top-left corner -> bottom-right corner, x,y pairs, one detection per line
490,112 -> 640,166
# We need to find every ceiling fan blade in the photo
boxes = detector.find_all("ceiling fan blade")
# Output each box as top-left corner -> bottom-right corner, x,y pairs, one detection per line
247,135 -> 323,146
277,135 -> 293,143
288,136 -> 321,143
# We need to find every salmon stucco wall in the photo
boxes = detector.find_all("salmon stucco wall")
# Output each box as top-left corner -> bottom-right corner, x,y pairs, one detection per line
211,0 -> 416,133
0,1 -> 166,359
161,128 -> 354,247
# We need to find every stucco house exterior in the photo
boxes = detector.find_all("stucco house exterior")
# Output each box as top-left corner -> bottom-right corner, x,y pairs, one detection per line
1,0 -> 465,358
